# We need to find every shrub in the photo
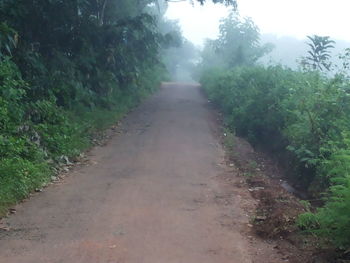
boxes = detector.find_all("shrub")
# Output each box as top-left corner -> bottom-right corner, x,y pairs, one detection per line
200,65 -> 350,248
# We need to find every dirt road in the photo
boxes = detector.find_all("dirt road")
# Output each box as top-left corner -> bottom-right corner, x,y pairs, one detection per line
0,83 -> 280,263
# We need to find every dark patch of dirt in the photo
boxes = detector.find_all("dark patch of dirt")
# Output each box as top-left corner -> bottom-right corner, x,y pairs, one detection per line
223,134 -> 342,263
205,95 -> 350,263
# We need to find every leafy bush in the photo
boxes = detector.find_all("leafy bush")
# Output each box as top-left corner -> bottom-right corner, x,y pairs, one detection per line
0,60 -> 47,213
0,158 -> 49,215
0,57 -> 164,215
297,135 -> 350,249
200,65 -> 350,248
0,56 -> 165,215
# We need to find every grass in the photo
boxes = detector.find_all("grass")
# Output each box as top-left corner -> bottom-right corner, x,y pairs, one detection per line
223,128 -> 236,155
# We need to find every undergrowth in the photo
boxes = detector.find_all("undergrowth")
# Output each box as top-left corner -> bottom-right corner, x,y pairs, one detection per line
0,58 -> 165,216
200,65 -> 350,249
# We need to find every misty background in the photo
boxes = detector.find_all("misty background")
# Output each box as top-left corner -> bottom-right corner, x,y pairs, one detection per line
164,0 -> 350,78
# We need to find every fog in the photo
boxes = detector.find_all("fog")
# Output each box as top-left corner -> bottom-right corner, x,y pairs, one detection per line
166,0 -> 350,45
165,0 -> 350,70
165,1 -> 229,47
260,35 -> 350,69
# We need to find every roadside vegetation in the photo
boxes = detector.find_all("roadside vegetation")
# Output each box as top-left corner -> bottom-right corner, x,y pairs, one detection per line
0,1 -> 168,216
197,12 -> 350,251
0,0 -> 214,216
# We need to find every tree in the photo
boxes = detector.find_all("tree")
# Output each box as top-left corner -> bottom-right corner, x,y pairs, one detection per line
200,13 -> 272,69
301,35 -> 335,71
0,0 -> 169,102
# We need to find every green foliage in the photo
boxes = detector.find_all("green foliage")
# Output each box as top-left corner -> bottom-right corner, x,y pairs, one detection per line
297,168 -> 350,249
216,13 -> 272,67
303,135 -> 350,248
299,200 -> 311,211
201,66 -> 350,187
223,128 -> 236,155
0,0 -> 173,216
196,13 -> 273,74
301,35 -> 335,71
0,23 -> 17,58
197,8 -> 350,252
200,65 -> 350,248
0,0 -> 233,219
0,157 -> 50,215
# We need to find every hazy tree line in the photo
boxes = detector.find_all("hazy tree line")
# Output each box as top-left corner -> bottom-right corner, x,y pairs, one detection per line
197,12 -> 350,251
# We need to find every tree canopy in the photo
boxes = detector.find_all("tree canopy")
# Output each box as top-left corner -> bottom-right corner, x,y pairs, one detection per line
198,13 -> 273,71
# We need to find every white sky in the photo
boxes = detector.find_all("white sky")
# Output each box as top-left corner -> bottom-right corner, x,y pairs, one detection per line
165,0 -> 350,46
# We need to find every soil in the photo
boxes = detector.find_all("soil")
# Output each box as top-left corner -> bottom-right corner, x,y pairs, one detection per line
219,123 -> 340,263
0,83 -> 311,262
